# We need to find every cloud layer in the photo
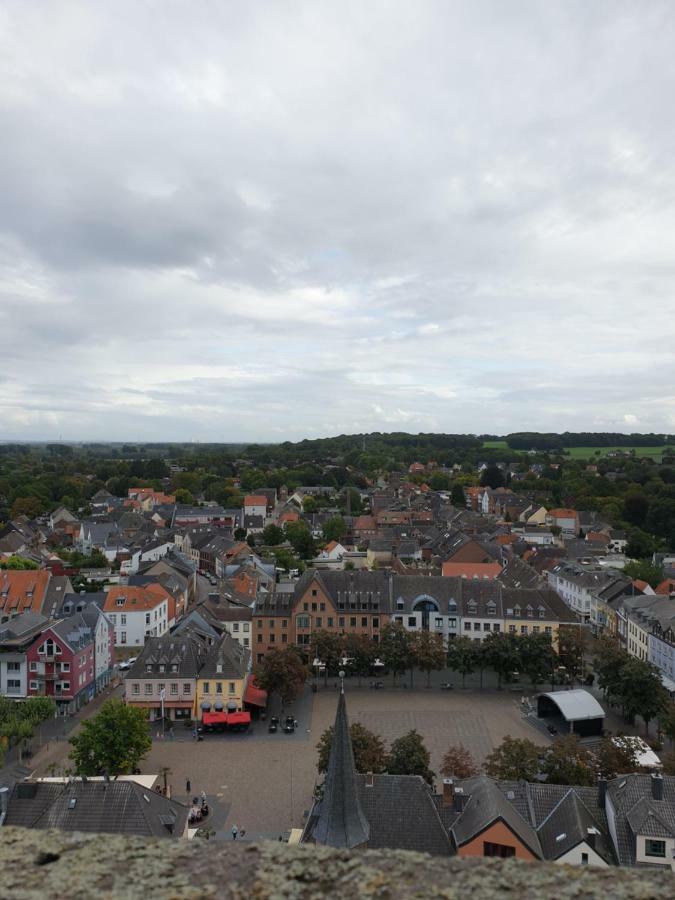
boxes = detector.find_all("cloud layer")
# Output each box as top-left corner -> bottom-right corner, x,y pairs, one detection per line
1,1 -> 675,441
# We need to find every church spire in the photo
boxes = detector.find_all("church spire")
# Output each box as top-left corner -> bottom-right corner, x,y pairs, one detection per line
312,685 -> 370,849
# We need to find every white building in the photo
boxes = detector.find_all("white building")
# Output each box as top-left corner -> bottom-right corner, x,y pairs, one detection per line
103,586 -> 170,648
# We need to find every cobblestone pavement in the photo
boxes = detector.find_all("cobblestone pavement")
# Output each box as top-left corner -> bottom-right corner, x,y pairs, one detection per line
133,686 -> 553,837
29,680 -> 648,839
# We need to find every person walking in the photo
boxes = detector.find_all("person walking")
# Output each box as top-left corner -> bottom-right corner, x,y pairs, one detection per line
231,823 -> 239,841
186,778 -> 191,794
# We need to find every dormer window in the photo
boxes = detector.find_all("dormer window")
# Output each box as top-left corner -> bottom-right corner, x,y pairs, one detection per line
539,607 -> 546,619
116,598 -> 124,607
526,605 -> 533,618
158,664 -> 165,673
146,664 -> 153,673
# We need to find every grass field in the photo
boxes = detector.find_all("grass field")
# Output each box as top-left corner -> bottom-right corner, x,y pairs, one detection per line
563,446 -> 668,461
481,440 -> 669,461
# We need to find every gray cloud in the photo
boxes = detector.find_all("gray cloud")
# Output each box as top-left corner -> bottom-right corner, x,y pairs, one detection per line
1,1 -> 675,440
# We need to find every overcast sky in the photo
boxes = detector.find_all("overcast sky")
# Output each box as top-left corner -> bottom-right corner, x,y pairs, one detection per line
1,1 -> 675,442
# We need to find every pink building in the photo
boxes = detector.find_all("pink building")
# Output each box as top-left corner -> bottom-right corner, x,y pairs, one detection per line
26,613 -> 96,715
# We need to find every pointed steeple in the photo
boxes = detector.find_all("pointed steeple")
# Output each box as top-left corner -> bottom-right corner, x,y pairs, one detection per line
312,685 -> 370,849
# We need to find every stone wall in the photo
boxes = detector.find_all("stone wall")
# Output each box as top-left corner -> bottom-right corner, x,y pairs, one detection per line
0,827 -> 672,899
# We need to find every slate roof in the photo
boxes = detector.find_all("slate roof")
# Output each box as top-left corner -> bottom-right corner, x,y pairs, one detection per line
537,789 -> 613,863
311,691 -> 370,849
356,774 -> 451,855
0,611 -> 49,645
450,775 -> 542,857
127,633 -> 207,678
5,780 -> 188,838
606,774 -> 675,866
199,632 -> 250,679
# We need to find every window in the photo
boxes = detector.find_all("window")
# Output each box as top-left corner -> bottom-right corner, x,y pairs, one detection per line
232,623 -> 239,632
7,661 -> 20,671
545,626 -> 552,635
144,683 -> 153,695
327,617 -> 334,627
473,622 -> 481,631
61,681 -> 70,691
183,683 -> 191,694
303,603 -> 309,611
30,661 -> 37,671
315,617 -> 322,628
203,682 -> 210,694
280,634 -> 286,644
145,613 -> 150,624
297,634 -> 310,645
215,682 -> 223,693
243,623 -> 249,632
311,603 -> 317,612
257,634 -> 263,643
116,598 -> 124,607
581,852 -> 588,865
311,589 -> 317,597
509,625 -> 516,634
521,626 -> 528,635
449,618 -> 456,628
296,615 -> 310,628
645,839 -> 666,858
7,679 -> 20,690
60,662 -> 70,672
269,633 -> 276,643
533,626 -> 540,634
158,664 -> 165,673
373,617 -> 379,628
350,617 -> 356,627
464,622 -> 471,631
493,624 -> 500,632
483,842 -> 516,859
483,623 -> 491,632
157,683 -> 165,694
436,618 -> 443,628
229,682 -> 235,693
320,602 -> 325,611
281,620 -> 287,628
121,632 -> 127,644
338,617 -> 345,628
30,680 -> 38,690
132,683 -> 140,695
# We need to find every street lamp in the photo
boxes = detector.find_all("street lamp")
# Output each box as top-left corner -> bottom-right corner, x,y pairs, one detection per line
312,657 -> 325,692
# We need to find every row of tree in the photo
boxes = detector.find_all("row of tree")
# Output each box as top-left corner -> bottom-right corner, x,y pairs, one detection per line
319,724 -> 675,790
0,696 -> 55,764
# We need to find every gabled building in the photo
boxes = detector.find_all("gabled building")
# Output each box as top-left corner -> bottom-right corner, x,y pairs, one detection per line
124,633 -> 207,722
26,614 -> 96,714
196,632 -> 251,722
102,585 -> 171,648
0,612 -> 50,699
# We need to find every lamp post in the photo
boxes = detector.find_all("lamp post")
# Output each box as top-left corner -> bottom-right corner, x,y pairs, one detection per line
312,657 -> 325,693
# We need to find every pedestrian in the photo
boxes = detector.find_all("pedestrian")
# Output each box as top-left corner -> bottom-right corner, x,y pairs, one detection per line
231,823 -> 239,840
201,790 -> 207,805
186,778 -> 191,794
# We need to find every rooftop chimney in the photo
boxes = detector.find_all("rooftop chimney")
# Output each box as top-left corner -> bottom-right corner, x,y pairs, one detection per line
597,777 -> 607,809
442,778 -> 454,808
365,772 -> 374,788
586,826 -> 599,850
651,773 -> 664,801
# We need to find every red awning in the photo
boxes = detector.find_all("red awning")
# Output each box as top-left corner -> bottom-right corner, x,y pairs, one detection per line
227,711 -> 251,725
244,680 -> 268,708
202,712 -> 228,725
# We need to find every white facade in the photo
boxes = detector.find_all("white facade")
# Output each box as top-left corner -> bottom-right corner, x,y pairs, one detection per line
106,599 -> 169,647
0,653 -> 28,698
220,619 -> 252,649
554,841 -> 608,868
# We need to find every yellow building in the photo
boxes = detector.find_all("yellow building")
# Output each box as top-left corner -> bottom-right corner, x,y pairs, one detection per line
195,632 -> 251,721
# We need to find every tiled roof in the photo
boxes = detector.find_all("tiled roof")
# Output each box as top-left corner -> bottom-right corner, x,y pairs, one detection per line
199,632 -> 250,679
5,780 -> 188,838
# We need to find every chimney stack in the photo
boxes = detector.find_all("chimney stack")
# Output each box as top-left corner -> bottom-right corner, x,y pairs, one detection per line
586,827 -> 598,850
651,773 -> 664,801
442,778 -> 454,808
365,772 -> 374,788
597,777 -> 607,809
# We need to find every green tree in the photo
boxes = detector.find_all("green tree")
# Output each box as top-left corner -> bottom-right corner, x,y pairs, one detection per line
594,636 -> 626,706
623,492 -> 649,527
594,737 -> 640,779
429,472 -> 451,491
484,736 -> 540,781
254,648 -> 307,707
311,630 -> 342,684
0,696 -> 55,764
174,488 -> 194,505
623,559 -> 665,589
447,636 -> 478,688
284,520 -> 316,559
542,735 -> 595,786
617,656 -> 668,735
482,632 -> 522,689
317,722 -> 386,774
451,483 -> 466,507
322,516 -> 346,543
411,630 -> 446,688
440,743 -> 480,779
0,556 -> 40,570
386,730 -> 434,784
69,700 -> 151,775
261,524 -> 284,546
480,465 -> 504,489
379,622 -> 413,685
342,633 -> 377,687
557,625 -> 586,685
519,633 -> 556,689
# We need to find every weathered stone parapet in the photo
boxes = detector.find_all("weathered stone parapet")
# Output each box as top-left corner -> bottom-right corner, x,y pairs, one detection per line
0,827 -> 672,899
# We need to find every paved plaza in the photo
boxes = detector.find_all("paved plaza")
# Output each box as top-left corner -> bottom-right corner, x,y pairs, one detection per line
26,678 -> 646,840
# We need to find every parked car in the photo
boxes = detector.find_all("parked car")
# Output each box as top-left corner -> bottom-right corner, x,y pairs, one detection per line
118,656 -> 138,671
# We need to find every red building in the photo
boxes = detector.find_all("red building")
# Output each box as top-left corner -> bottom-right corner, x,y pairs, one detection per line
26,613 -> 96,715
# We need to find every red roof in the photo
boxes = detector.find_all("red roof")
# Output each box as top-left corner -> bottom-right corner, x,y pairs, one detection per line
548,508 -> 577,518
655,579 -> 675,595
244,495 -> 267,506
441,561 -> 502,579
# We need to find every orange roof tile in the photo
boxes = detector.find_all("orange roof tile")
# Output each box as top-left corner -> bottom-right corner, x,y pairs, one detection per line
441,561 -> 502,579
